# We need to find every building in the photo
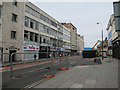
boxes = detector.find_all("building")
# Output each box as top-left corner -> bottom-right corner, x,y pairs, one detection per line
0,1 -> 83,63
77,34 -> 84,55
106,14 -> 115,56
62,23 -> 77,55
106,14 -> 120,59
63,26 -> 71,56
0,1 -> 65,62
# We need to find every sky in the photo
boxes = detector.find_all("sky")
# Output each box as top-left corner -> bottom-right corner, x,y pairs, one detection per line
29,1 -> 113,48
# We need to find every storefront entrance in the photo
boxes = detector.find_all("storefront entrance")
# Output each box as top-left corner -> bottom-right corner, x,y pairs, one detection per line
9,49 -> 16,62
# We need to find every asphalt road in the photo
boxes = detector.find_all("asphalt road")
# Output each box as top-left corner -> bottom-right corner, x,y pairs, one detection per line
2,56 -> 96,89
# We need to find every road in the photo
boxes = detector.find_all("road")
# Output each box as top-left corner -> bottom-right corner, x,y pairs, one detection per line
2,56 -> 96,89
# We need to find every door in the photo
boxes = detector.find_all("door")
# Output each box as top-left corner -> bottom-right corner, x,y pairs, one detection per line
9,49 -> 16,62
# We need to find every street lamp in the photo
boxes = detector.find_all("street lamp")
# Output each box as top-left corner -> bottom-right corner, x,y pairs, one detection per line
97,22 -> 103,60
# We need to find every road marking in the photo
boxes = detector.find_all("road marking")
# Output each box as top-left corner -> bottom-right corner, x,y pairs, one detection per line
24,78 -> 50,89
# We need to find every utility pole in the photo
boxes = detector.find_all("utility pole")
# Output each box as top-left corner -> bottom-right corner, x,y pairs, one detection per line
97,22 -> 104,60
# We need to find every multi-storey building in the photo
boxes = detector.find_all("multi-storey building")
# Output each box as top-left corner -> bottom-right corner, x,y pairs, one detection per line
63,26 -> 71,56
77,34 -> 84,55
61,23 -> 77,55
106,14 -> 120,59
106,14 -> 115,56
0,1 -> 83,63
0,1 -> 64,62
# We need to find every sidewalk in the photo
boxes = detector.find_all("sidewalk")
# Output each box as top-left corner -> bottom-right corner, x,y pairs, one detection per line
34,58 -> 118,88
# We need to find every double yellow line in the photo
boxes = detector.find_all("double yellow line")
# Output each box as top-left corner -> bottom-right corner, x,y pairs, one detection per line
23,78 -> 50,90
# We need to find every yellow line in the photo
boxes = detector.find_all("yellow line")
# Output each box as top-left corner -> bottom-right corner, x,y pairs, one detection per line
24,78 -> 50,89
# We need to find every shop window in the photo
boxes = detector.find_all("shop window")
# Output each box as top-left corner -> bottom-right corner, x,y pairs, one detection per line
12,14 -> 17,22
11,31 -> 16,39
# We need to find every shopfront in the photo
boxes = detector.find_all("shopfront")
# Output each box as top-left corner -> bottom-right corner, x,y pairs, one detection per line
22,45 -> 39,61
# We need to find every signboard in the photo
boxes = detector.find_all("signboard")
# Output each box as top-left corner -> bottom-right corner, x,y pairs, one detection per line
113,1 -> 120,32
23,45 -> 39,51
50,47 -> 57,51
63,46 -> 71,49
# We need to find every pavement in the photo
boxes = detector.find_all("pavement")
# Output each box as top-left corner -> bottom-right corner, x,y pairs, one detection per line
34,58 -> 118,88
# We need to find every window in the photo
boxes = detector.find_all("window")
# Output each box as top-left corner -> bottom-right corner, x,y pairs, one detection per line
24,17 -> 29,27
50,20 -> 57,27
13,1 -> 18,6
46,27 -> 49,34
35,34 -> 38,42
24,31 -> 28,41
30,19 -> 34,29
35,21 -> 39,30
11,31 -> 16,39
40,14 -> 50,24
12,14 -> 17,22
43,25 -> 46,33
40,23 -> 44,31
30,32 -> 33,41
49,28 -> 57,36
25,5 -> 30,13
43,38 -> 46,43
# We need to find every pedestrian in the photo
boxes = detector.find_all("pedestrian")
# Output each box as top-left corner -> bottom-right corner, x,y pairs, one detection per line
49,53 -> 52,58
33,54 -> 37,61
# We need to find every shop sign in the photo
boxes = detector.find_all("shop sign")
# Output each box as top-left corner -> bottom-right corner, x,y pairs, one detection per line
50,47 -> 57,51
23,45 -> 39,50
63,46 -> 71,49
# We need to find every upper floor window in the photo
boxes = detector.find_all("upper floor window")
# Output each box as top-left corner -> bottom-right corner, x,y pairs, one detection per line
50,20 -> 57,27
30,19 -> 34,29
11,31 -> 16,39
35,21 -> 39,30
25,5 -> 30,13
12,14 -> 17,22
13,0 -> 18,6
25,16 -> 29,27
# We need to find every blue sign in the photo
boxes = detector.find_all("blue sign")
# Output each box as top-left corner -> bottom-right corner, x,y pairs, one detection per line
108,30 -> 112,39
108,39 -> 112,46
57,48 -> 61,51
84,47 -> 93,51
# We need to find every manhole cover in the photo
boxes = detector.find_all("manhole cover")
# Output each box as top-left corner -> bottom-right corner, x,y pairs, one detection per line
13,74 -> 23,79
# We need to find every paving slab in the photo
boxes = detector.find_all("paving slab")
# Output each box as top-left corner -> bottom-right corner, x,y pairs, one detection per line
34,58 -> 118,88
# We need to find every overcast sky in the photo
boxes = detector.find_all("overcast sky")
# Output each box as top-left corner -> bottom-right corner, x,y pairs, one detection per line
29,1 -> 113,48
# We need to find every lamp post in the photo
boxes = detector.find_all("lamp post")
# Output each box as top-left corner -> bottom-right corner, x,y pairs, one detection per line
97,22 -> 103,60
